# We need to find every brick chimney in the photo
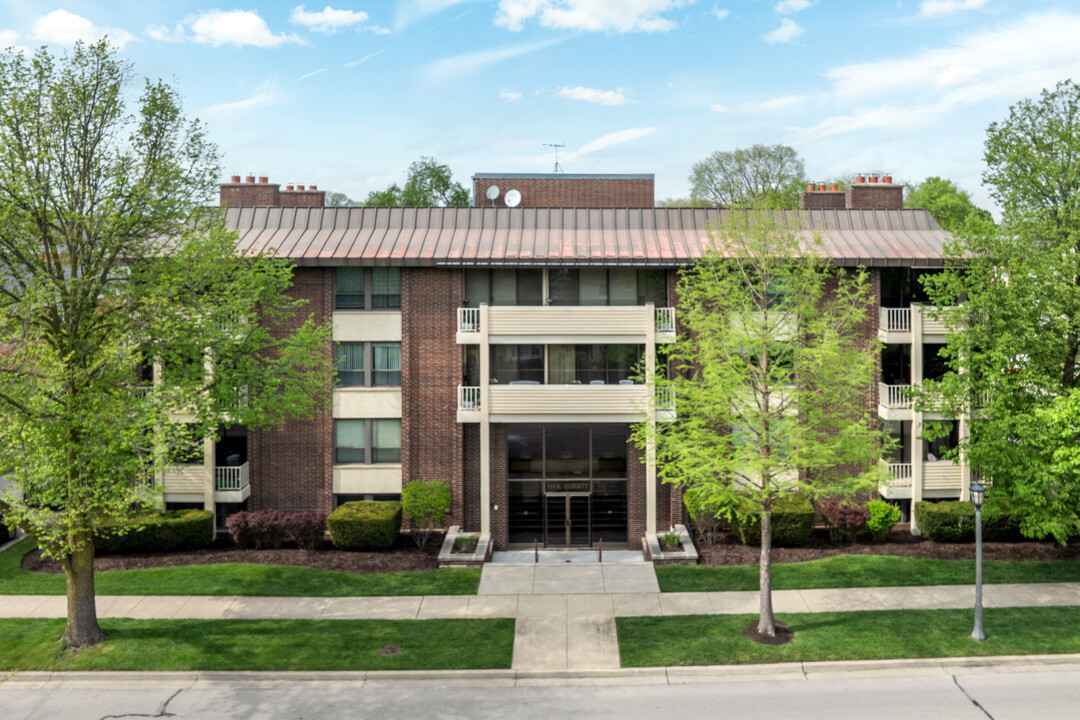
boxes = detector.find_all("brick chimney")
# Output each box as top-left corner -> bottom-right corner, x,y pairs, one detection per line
799,173 -> 904,211
472,173 -> 654,208
219,174 -> 326,207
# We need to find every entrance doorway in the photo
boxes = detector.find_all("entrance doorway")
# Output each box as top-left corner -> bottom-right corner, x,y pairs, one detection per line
545,494 -> 590,547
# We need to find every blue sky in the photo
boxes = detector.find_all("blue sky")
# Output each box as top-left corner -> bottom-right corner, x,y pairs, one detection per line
2,0 -> 1079,211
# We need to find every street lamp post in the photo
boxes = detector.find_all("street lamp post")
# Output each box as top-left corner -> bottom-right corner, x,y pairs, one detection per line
970,480 -> 986,641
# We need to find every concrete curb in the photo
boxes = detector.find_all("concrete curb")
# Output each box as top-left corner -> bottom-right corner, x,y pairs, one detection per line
4,654 -> 1080,688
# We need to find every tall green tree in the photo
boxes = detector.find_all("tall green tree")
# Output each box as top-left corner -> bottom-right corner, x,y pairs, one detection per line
635,211 -> 882,638
0,42 -> 333,648
689,144 -> 805,209
904,176 -> 993,232
920,80 -> 1080,542
365,156 -> 470,206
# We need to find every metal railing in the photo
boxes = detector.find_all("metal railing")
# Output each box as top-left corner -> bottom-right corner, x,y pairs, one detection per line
880,307 -> 912,333
215,462 -> 249,492
458,386 -> 482,412
457,307 -> 480,333
879,382 -> 911,409
655,307 -> 676,334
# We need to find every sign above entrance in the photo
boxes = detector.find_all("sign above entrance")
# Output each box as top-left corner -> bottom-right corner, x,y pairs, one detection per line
546,480 -> 590,494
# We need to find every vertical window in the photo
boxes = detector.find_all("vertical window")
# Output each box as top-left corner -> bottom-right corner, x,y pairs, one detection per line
637,270 -> 667,306
508,424 -> 544,478
491,345 -> 544,383
335,343 -> 365,387
464,269 -> 491,308
517,270 -> 543,305
579,268 -> 609,306
492,269 -> 518,305
335,420 -> 366,463
336,268 -> 365,309
372,419 -> 401,463
372,268 -> 401,308
464,345 -> 480,386
548,268 -> 579,306
608,269 -> 637,306
373,343 -> 401,386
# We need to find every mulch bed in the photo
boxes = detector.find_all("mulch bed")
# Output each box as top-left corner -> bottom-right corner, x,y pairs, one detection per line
697,526 -> 1080,566
21,532 -> 446,575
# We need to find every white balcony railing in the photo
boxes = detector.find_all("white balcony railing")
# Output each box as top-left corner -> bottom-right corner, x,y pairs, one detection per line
655,307 -> 676,334
655,385 -> 675,410
880,307 -> 911,333
457,307 -> 480,333
879,382 -> 911,409
881,461 -> 913,487
215,462 -> 249,492
458,385 -> 481,412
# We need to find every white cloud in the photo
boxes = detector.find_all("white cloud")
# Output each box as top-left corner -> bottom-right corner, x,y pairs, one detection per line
788,11 -> 1080,142
712,6 -> 730,20
297,68 -> 327,81
775,0 -> 816,14
149,10 -> 305,48
556,86 -> 636,106
424,39 -> 561,82
709,103 -> 732,113
742,94 -> 810,113
202,78 -> 281,118
32,10 -> 136,49
394,0 -> 473,30
570,127 -> 656,158
919,0 -> 991,17
0,29 -> 29,54
763,18 -> 804,43
289,5 -> 368,34
500,88 -> 523,101
345,49 -> 389,67
495,0 -> 689,33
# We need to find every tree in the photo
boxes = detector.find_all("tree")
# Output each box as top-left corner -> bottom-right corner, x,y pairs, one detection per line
0,42 -> 334,648
904,176 -> 993,232
919,80 -> 1080,542
634,211 -> 882,638
365,156 -> 470,206
689,144 -> 805,209
401,478 -> 451,549
325,191 -> 361,207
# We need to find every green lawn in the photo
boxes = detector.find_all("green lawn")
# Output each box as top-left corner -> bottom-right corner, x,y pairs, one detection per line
657,554 -> 1080,592
618,606 -> 1080,666
0,617 -> 513,671
0,538 -> 480,596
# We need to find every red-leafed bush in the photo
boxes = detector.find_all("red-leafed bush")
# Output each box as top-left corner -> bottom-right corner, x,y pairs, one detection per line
283,512 -> 328,549
225,511 -> 255,548
821,498 -> 870,544
248,509 -> 287,549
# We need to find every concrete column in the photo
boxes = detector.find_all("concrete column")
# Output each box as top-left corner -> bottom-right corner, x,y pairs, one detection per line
645,303 -> 657,535
959,416 -> 971,502
910,304 -> 924,535
203,436 -> 216,536
479,303 -> 491,536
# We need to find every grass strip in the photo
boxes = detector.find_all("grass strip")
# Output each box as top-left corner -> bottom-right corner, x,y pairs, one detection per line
618,606 -> 1080,666
0,617 -> 513,671
656,555 -> 1080,592
0,538 -> 480,597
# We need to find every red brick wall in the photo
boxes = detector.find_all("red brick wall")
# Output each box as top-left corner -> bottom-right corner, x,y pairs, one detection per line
220,182 -> 279,208
474,176 -> 654,208
463,424 -> 481,533
280,190 -> 326,207
248,267 -> 334,514
401,268 -> 465,525
846,184 -> 903,210
628,439 -> 647,549
799,191 -> 846,210
490,425 -> 509,550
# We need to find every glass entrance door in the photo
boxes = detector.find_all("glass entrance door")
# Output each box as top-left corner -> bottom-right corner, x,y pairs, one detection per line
545,494 -> 591,547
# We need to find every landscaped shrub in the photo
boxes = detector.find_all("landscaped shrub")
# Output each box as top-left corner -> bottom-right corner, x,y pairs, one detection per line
729,494 -> 815,547
402,478 -> 451,549
328,500 -> 402,550
225,511 -> 256,548
249,509 -> 287,549
821,498 -> 870,544
283,511 -> 328,549
916,499 -> 1028,543
866,499 -> 902,542
94,510 -> 213,554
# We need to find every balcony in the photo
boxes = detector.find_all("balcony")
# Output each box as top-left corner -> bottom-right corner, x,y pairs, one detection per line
924,460 -> 963,494
215,462 -> 250,502
878,305 -> 956,343
878,460 -> 912,499
878,382 -> 912,420
456,305 -> 676,344
162,461 -> 251,502
456,383 -> 674,423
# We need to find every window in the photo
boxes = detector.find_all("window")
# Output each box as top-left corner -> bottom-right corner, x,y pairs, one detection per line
335,343 -> 365,387
549,268 -> 667,306
335,420 -> 366,463
334,342 -> 400,387
924,421 -> 959,462
336,268 -> 365,309
491,345 -> 544,383
167,423 -> 203,465
507,424 -> 628,479
372,268 -> 401,309
335,419 -> 401,464
373,343 -> 401,386
464,269 -> 542,307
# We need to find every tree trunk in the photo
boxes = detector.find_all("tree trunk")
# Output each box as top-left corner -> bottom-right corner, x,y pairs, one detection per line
60,535 -> 106,649
758,508 -> 776,637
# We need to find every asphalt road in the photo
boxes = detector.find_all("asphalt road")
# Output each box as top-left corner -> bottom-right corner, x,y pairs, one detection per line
2,665 -> 1078,720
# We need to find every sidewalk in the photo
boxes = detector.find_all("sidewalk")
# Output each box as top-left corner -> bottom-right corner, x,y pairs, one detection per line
4,580 -> 1080,671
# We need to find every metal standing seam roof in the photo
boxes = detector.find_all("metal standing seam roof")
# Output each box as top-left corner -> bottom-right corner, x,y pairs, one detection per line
221,206 -> 952,267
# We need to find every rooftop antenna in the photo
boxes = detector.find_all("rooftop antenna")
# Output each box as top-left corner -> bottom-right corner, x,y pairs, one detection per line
544,143 -> 566,173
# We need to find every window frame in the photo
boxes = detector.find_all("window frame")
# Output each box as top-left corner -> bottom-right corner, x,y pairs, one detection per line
334,418 -> 402,465
334,341 -> 401,388
335,267 -> 402,311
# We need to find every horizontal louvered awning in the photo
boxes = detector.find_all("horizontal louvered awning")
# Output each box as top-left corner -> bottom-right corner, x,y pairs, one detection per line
221,206 -> 951,268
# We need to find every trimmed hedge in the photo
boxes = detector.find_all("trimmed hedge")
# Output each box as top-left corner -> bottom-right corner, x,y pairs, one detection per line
328,501 -> 402,551
730,494 -> 815,547
914,500 -> 1027,543
94,510 -> 214,554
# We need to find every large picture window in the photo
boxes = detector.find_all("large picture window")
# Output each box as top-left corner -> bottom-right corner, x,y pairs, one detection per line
507,424 -> 627,479
334,342 -> 401,387
549,268 -> 666,307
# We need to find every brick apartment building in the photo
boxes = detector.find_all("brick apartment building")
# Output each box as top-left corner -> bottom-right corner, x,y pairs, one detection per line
162,172 -> 960,547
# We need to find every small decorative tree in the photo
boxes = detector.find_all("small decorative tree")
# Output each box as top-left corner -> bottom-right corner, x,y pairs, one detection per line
402,479 -> 452,549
